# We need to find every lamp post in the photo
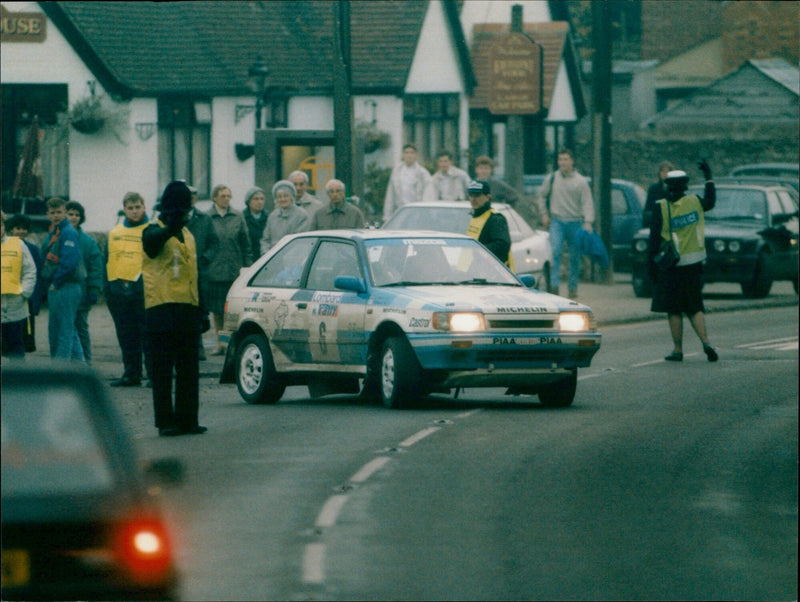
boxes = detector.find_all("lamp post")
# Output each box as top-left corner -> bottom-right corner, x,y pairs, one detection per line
247,56 -> 269,130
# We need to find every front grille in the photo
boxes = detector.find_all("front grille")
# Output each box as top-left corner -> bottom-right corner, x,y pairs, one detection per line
487,319 -> 555,329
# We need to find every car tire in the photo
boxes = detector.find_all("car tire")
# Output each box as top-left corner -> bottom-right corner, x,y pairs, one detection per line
632,270 -> 653,298
235,334 -> 286,404
538,369 -> 577,407
741,251 -> 773,298
380,337 -> 422,409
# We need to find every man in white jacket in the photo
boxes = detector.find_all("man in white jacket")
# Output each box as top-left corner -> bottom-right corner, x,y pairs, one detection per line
382,144 -> 433,221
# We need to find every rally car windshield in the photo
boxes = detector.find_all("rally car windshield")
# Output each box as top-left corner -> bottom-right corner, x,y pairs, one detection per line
366,238 -> 520,287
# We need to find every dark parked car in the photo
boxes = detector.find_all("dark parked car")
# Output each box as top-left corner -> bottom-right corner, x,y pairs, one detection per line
729,162 -> 798,180
630,183 -> 799,298
1,362 -> 181,601
523,175 -> 645,271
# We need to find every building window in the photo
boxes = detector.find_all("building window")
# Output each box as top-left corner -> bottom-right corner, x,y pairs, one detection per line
158,97 -> 210,198
403,94 -> 460,167
1,84 -> 69,210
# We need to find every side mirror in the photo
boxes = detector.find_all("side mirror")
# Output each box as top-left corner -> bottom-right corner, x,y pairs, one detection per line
334,275 -> 367,293
518,274 -> 536,288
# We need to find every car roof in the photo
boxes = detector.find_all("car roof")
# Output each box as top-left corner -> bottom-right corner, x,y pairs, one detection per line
690,182 -> 792,191
389,200 -> 512,211
729,162 -> 799,173
287,228 -> 475,242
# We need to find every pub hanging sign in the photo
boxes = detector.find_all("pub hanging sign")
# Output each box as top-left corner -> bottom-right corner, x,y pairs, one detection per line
1,4 -> 47,43
488,32 -> 543,115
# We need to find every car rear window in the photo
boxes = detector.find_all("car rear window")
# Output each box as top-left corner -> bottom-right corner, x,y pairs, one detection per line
2,386 -> 114,496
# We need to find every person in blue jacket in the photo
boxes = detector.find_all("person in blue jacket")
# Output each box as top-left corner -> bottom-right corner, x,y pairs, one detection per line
66,201 -> 104,363
40,197 -> 86,360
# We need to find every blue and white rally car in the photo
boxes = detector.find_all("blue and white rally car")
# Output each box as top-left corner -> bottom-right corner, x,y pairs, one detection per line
220,230 -> 602,408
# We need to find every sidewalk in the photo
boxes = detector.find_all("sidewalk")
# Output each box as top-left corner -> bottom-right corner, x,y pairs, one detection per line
28,274 -> 798,382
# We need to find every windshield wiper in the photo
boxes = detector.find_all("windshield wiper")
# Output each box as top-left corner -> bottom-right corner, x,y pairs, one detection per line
381,281 -> 437,287
456,278 -> 519,286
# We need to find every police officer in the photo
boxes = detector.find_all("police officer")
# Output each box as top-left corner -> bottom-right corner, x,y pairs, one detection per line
465,179 -> 513,270
142,181 -> 207,436
648,160 -> 718,362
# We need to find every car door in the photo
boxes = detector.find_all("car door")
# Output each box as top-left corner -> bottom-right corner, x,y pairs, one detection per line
304,239 -> 368,366
243,236 -> 318,369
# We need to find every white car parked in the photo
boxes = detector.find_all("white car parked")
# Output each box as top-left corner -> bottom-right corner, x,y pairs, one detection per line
382,201 -> 552,289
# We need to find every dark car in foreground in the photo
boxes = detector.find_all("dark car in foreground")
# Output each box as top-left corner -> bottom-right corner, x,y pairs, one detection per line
1,363 -> 180,601
630,183 -> 799,298
523,174 -> 645,271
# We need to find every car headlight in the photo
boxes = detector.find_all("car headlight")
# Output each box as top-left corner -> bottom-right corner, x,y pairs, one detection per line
432,312 -> 485,332
728,240 -> 741,253
559,312 -> 590,332
713,239 -> 726,252
634,239 -> 648,253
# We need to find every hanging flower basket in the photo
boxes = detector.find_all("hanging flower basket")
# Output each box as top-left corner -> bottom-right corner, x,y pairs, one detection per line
355,121 -> 391,154
71,116 -> 106,134
69,82 -> 107,135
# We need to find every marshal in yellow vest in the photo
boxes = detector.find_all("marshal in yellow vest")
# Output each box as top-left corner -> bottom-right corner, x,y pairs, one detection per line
1,235 -> 24,295
107,222 -> 147,281
142,225 -> 199,309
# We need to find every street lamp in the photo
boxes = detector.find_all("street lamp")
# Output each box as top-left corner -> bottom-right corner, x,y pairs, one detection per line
247,56 -> 270,129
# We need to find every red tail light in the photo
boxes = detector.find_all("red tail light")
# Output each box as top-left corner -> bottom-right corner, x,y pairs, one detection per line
113,518 -> 173,585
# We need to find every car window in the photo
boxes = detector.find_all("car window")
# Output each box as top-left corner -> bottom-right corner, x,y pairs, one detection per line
776,190 -> 798,214
366,238 -> 519,286
306,241 -> 361,291
500,206 -> 534,239
250,237 -> 317,288
386,206 -> 471,233
703,188 -> 768,223
766,191 -> 784,219
611,188 -> 628,215
2,385 -> 115,496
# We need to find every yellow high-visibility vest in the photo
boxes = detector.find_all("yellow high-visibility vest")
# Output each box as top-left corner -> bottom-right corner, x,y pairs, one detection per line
142,224 -> 199,309
107,222 -> 147,281
1,236 -> 24,295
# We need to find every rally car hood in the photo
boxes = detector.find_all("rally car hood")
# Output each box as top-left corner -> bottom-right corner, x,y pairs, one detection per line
373,284 -> 584,314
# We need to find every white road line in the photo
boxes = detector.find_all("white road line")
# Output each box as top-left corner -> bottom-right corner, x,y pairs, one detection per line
350,456 -> 391,483
456,408 -> 482,419
736,336 -> 798,349
399,426 -> 441,448
302,543 -> 325,584
315,494 -> 349,528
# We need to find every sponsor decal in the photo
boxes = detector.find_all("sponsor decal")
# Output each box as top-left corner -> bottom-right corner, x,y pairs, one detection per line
244,307 -> 264,313
313,291 -> 344,304
539,336 -> 562,344
382,307 -> 407,314
496,306 -> 548,314
402,239 -> 446,245
251,292 -> 259,301
409,317 -> 430,328
316,303 -> 339,317
493,337 -> 516,344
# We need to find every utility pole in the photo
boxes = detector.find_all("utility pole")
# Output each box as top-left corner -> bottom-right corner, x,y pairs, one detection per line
504,5 -> 525,197
592,0 -> 614,283
333,0 -> 353,194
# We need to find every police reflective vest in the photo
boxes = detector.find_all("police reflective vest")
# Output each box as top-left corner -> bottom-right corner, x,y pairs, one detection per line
1,235 -> 24,295
142,224 -> 199,309
107,222 -> 147,281
658,195 -> 706,266
466,208 -> 515,271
